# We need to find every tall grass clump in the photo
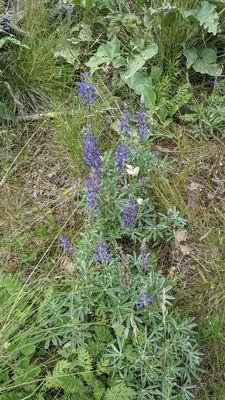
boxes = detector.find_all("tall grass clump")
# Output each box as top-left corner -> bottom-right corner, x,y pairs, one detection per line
0,0 -> 71,118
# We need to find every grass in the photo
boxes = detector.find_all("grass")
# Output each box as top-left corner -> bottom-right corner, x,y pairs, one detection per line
0,0 -> 225,399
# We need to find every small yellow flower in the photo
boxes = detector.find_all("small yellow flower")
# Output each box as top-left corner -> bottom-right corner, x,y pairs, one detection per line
63,188 -> 70,196
49,112 -> 56,119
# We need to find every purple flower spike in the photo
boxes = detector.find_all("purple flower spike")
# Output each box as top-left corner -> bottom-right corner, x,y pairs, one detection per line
84,131 -> 103,175
136,290 -> 155,309
94,239 -> 112,262
78,74 -> 96,107
119,108 -> 132,137
140,243 -> 152,270
59,236 -> 74,258
115,142 -> 130,169
121,197 -> 139,229
85,167 -> 101,211
135,103 -> 150,140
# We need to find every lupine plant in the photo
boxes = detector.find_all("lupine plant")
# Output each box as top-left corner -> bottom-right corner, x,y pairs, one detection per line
0,75 -> 201,400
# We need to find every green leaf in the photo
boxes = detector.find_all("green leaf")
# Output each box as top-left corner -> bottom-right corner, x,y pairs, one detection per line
54,43 -> 80,65
184,48 -> 198,69
183,1 -> 219,35
194,47 -> 222,76
143,85 -> 156,109
0,102 -> 14,121
86,38 -> 121,74
78,24 -> 92,42
0,36 -> 29,49
121,71 -> 153,95
105,383 -> 136,400
114,324 -> 125,337
195,1 -> 219,35
123,42 -> 158,79
185,46 -> 222,76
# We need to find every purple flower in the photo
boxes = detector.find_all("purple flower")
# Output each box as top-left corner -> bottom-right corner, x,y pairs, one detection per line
78,74 -> 96,107
121,197 -> 139,229
140,243 -> 152,270
213,78 -> 220,88
136,290 -> 155,309
115,142 -> 130,169
135,103 -> 150,140
83,131 -> 103,175
59,236 -> 74,258
119,108 -> 132,137
85,167 -> 101,210
139,177 -> 145,186
94,239 -> 112,262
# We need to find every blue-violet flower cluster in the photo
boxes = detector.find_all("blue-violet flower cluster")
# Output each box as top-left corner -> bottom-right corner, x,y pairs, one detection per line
94,239 -> 112,262
78,73 -> 96,107
115,142 -> 130,170
136,290 -> 155,309
135,103 -> 150,140
59,236 -> 74,258
121,197 -> 139,229
119,108 -> 132,137
84,130 -> 103,174
140,243 -> 152,270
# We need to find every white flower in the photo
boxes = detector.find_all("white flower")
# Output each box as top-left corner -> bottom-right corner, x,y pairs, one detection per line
137,198 -> 143,205
126,164 -> 139,176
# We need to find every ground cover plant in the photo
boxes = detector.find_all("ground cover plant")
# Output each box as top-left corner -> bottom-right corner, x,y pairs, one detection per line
0,1 -> 224,399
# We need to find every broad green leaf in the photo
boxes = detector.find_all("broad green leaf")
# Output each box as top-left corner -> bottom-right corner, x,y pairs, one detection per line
143,85 -> 156,110
182,1 -> 219,35
124,42 -> 158,79
193,47 -> 222,76
184,46 -> 222,76
54,43 -> 80,65
112,56 -> 126,68
184,47 -> 198,68
78,24 -> 92,42
0,36 -> 29,49
121,71 -> 153,95
86,38 -> 121,74
195,1 -> 219,34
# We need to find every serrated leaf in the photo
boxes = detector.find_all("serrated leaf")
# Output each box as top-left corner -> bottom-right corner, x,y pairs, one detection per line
123,42 -> 158,78
105,383 -> 136,400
